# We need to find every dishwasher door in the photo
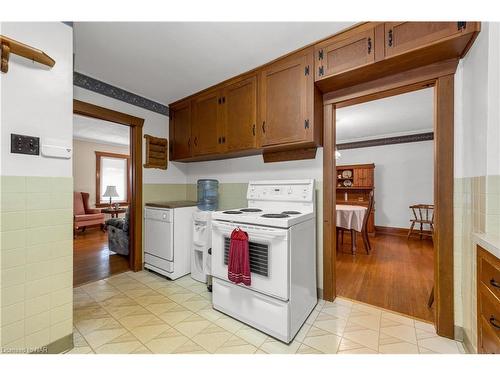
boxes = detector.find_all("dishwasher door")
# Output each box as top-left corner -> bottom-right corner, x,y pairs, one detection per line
145,208 -> 174,262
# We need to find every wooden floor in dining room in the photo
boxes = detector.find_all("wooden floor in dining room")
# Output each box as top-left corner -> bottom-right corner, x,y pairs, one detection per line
336,232 -> 435,322
73,228 -> 130,287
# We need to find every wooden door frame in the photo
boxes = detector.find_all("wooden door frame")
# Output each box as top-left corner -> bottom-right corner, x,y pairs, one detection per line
322,59 -> 458,339
74,99 -> 144,272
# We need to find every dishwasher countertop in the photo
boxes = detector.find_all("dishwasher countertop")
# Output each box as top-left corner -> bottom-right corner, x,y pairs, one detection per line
145,201 -> 198,209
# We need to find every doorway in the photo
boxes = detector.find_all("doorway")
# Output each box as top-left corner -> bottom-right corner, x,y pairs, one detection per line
322,60 -> 456,339
72,100 -> 144,286
334,88 -> 435,322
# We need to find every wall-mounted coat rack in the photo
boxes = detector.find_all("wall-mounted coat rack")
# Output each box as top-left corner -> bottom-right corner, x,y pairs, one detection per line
0,35 -> 56,73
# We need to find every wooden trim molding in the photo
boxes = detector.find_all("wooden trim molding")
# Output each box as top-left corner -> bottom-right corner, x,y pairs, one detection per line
337,132 -> 434,150
375,225 -> 432,237
263,147 -> 317,163
95,151 -> 131,207
74,99 -> 144,272
322,62 -> 457,339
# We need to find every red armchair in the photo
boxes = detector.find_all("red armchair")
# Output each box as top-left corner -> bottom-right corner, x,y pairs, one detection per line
73,192 -> 105,234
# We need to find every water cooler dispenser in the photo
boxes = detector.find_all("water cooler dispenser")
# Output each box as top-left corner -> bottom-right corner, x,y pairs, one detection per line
191,179 -> 218,289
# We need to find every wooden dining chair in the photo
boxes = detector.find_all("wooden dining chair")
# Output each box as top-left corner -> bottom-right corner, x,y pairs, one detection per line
407,204 -> 434,240
360,191 -> 374,253
337,191 -> 374,255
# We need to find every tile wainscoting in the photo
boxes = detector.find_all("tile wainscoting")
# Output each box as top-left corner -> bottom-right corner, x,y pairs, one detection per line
454,175 -> 500,353
0,176 -> 74,353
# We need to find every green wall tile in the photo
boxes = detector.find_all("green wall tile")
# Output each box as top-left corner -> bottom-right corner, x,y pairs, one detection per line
0,176 -> 26,193
1,192 -> 26,212
26,177 -> 52,193
1,230 -> 26,250
0,212 -> 26,232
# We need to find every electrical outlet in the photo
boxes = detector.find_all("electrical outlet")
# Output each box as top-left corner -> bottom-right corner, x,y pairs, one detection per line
10,134 -> 40,156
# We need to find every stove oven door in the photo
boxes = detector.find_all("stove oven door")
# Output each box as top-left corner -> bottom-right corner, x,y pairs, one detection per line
211,220 -> 289,301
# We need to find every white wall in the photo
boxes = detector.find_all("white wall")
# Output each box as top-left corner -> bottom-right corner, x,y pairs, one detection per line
186,149 -> 323,183
337,141 -> 434,228
1,23 -> 73,178
73,139 -> 129,208
73,87 -> 187,184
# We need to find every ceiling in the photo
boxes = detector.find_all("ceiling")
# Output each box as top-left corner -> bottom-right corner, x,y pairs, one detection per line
73,22 -> 355,104
336,88 -> 434,143
73,115 -> 130,146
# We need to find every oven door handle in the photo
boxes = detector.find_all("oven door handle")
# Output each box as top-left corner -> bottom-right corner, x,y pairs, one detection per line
212,221 -> 288,239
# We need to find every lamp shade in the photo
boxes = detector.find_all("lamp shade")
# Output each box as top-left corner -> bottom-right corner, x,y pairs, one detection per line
103,185 -> 119,198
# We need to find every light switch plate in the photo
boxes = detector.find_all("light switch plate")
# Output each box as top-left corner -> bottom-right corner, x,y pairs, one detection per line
10,134 -> 40,155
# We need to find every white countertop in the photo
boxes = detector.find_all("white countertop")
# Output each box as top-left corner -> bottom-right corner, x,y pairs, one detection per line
472,232 -> 500,259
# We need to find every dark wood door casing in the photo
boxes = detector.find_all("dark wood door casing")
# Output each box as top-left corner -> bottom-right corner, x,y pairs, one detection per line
73,99 -> 144,273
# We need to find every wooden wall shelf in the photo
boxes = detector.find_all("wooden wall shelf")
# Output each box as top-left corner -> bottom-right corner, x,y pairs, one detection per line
0,35 -> 56,73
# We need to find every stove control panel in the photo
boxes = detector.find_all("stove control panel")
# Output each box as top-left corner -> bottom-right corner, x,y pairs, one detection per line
247,180 -> 314,202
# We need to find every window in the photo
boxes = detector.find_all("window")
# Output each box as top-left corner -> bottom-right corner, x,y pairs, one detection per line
95,151 -> 130,207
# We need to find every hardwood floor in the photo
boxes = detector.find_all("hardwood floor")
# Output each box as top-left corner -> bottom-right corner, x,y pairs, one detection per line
73,228 -> 129,287
336,232 -> 435,322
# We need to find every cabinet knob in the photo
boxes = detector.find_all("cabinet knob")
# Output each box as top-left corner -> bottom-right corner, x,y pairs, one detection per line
252,124 -> 256,136
388,29 -> 393,47
194,137 -> 198,147
367,37 -> 372,54
262,121 -> 266,133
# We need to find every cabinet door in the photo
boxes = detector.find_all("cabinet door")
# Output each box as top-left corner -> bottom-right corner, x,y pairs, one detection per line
192,90 -> 222,156
385,22 -> 465,57
260,51 -> 313,147
316,28 -> 375,80
169,100 -> 191,160
222,75 -> 257,152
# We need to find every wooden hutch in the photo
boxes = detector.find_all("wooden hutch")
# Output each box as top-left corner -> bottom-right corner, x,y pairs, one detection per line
336,163 -> 375,234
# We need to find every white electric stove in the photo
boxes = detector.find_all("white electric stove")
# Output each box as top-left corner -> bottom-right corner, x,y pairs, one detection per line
211,179 -> 317,343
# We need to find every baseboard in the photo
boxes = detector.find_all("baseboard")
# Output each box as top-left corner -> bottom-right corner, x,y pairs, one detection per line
462,330 -> 476,354
46,333 -> 73,354
375,225 -> 432,238
317,288 -> 324,299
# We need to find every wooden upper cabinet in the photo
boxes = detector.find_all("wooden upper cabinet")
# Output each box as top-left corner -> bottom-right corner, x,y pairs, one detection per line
191,89 -> 221,156
316,27 -> 375,80
221,75 -> 257,152
169,100 -> 192,160
259,49 -> 317,148
385,22 -> 470,57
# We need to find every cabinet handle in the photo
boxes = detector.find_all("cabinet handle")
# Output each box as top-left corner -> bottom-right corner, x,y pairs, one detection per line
262,121 -> 266,133
490,316 -> 500,329
194,137 -> 198,147
218,97 -> 221,104
388,29 -> 393,47
222,96 -> 225,104
252,124 -> 256,136
222,136 -> 226,143
218,137 -> 221,144
491,278 -> 500,289
188,138 -> 191,148
367,37 -> 372,54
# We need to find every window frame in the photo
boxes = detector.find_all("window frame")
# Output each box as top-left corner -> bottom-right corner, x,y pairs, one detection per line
95,151 -> 131,208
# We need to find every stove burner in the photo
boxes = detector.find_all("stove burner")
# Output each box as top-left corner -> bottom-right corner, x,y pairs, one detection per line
261,213 -> 290,218
239,208 -> 263,212
222,210 -> 243,214
282,211 -> 301,215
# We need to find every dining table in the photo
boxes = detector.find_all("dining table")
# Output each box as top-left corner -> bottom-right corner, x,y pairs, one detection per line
336,204 -> 367,253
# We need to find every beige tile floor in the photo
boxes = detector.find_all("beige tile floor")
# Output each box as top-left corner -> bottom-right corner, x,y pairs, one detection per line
68,270 -> 466,354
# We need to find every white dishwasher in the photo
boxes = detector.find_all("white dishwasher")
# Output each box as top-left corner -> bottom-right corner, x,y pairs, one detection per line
144,201 -> 197,280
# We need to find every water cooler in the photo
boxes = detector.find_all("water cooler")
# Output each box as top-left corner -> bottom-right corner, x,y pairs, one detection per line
191,179 -> 218,290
